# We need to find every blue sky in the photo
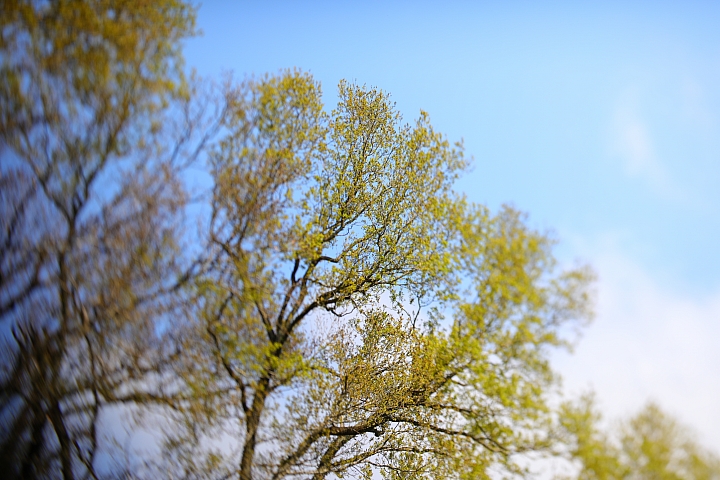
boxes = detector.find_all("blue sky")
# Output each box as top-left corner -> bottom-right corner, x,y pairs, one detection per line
184,1 -> 720,452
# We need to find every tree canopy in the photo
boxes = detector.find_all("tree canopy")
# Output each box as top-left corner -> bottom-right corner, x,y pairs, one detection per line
1,1 -> 717,479
166,71 -> 594,479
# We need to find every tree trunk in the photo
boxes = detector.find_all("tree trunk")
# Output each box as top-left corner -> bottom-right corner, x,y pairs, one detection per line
239,375 -> 272,480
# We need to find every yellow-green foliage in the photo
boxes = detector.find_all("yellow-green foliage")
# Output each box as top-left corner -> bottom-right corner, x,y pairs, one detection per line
182,69 -> 596,479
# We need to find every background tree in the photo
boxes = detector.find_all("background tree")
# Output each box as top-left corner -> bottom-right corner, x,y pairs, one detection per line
0,1 -> 204,478
561,395 -> 720,480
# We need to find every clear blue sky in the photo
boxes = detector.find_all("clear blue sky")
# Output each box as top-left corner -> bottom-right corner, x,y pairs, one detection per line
184,0 -> 720,452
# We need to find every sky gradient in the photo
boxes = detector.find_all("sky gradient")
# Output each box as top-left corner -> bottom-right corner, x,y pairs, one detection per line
183,1 -> 720,453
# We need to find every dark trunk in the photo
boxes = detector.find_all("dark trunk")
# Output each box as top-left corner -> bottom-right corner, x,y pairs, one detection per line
239,374 -> 272,480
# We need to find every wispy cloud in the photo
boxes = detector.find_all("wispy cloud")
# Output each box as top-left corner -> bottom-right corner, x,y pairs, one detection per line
611,98 -> 675,196
616,113 -> 657,176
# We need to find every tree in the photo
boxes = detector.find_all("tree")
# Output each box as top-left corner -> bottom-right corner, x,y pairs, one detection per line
0,1 -> 203,478
561,396 -> 720,480
165,70 -> 596,479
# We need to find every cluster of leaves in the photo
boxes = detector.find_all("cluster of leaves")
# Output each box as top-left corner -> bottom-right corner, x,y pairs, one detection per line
1,1 -> 715,480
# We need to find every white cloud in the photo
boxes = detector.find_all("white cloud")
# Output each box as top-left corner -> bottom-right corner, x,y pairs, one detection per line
554,238 -> 720,453
616,115 -> 654,175
611,101 -> 674,195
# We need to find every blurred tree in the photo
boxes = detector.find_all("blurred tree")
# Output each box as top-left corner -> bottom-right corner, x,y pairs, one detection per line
0,1 -> 203,478
561,396 -> 720,480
